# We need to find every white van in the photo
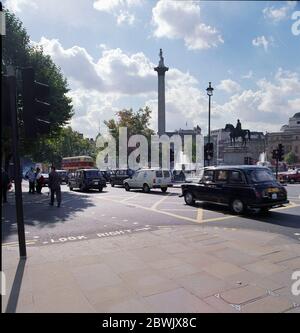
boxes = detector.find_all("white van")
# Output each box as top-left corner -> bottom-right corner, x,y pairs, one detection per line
123,169 -> 172,193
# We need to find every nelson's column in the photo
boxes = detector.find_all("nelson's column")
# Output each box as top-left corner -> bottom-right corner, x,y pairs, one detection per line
154,49 -> 169,135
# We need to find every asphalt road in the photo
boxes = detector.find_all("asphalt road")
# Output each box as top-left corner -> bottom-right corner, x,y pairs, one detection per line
2,182 -> 300,247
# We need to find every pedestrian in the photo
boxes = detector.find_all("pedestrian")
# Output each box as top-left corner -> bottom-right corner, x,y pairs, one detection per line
48,166 -> 61,207
27,167 -> 36,194
35,167 -> 44,194
1,168 -> 10,203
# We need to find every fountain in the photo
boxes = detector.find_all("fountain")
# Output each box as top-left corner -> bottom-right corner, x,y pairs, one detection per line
256,152 -> 271,167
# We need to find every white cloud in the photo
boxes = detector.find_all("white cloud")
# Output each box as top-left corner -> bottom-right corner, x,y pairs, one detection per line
4,0 -> 37,12
34,38 -> 300,137
36,37 -> 156,95
217,79 -> 241,94
93,0 -> 142,12
93,0 -> 142,25
152,0 -> 223,50
263,1 -> 296,23
242,70 -> 253,79
116,10 -> 135,25
220,68 -> 300,129
252,35 -> 274,52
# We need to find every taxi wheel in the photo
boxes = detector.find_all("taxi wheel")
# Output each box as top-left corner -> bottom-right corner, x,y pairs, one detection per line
230,198 -> 245,214
99,186 -> 103,192
143,184 -> 150,193
124,183 -> 130,191
184,191 -> 195,205
161,187 -> 168,193
111,182 -> 115,187
80,184 -> 85,192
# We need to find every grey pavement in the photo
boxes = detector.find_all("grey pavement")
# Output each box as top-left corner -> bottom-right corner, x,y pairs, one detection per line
2,224 -> 300,313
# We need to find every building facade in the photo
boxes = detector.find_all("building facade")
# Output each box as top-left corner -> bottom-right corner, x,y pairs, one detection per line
266,113 -> 300,163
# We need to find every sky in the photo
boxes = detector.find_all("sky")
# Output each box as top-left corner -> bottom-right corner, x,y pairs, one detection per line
4,0 -> 300,138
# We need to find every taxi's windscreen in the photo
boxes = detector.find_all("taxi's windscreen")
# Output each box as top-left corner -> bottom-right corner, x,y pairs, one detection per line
248,169 -> 275,183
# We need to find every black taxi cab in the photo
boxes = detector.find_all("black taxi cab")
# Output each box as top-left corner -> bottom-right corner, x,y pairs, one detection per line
68,169 -> 107,192
180,166 -> 289,214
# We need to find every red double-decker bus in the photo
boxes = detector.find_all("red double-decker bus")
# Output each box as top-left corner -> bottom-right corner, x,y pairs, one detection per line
61,156 -> 95,171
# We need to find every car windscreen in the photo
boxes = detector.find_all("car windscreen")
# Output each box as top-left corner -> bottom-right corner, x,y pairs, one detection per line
163,171 -> 170,178
85,170 -> 100,178
248,169 -> 275,183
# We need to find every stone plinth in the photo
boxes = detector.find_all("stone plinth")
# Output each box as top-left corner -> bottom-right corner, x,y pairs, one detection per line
223,146 -> 251,165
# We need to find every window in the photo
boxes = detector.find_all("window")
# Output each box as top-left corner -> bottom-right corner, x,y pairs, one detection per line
215,170 -> 229,182
156,171 -> 163,177
202,170 -> 214,182
163,171 -> 170,178
229,171 -> 245,184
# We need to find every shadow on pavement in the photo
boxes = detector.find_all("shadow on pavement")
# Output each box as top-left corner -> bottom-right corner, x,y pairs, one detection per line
5,258 -> 26,313
2,190 -> 96,242
188,201 -> 300,229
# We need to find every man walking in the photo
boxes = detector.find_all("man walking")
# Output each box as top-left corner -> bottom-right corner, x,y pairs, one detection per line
27,167 -> 36,194
48,166 -> 61,207
35,167 -> 44,194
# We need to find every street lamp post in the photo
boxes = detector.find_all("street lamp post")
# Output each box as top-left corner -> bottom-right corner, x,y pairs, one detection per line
206,82 -> 214,166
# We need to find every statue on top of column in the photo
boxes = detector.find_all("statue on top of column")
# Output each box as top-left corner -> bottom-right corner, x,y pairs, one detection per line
159,48 -> 165,67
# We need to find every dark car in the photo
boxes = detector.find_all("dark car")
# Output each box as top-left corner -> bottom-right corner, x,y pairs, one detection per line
68,169 -> 107,192
41,173 -> 49,187
56,170 -> 69,184
110,169 -> 134,187
100,170 -> 111,183
180,166 -> 289,214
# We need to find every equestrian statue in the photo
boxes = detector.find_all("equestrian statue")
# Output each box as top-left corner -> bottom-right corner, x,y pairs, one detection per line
224,119 -> 251,147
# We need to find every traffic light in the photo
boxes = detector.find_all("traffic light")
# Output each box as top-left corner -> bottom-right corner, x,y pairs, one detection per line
272,149 -> 278,160
22,68 -> 51,139
1,75 -> 11,127
277,144 -> 284,161
204,142 -> 214,161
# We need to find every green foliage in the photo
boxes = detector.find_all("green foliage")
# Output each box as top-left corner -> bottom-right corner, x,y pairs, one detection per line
28,127 -> 96,167
2,9 -> 73,162
104,106 -> 154,141
284,151 -> 298,165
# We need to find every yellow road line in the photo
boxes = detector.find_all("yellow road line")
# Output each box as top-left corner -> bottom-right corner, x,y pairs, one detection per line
196,207 -> 204,223
98,195 -> 300,226
150,193 -> 172,210
2,240 -> 37,247
121,193 -> 141,203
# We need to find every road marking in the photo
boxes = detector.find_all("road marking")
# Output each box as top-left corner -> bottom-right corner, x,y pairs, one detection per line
160,208 -> 197,212
196,207 -> 204,223
97,194 -> 300,226
2,240 -> 37,247
150,193 -> 172,210
121,193 -> 140,203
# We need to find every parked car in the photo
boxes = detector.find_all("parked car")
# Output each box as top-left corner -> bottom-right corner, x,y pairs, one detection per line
68,169 -> 107,192
110,169 -> 134,187
41,173 -> 49,187
56,170 -> 69,184
180,166 -> 288,214
123,168 -> 172,193
278,169 -> 300,183
100,170 -> 111,183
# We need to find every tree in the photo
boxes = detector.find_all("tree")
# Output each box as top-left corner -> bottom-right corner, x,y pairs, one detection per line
284,151 -> 298,165
104,106 -> 154,141
1,10 -> 73,167
103,107 -> 154,166
28,127 -> 97,167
